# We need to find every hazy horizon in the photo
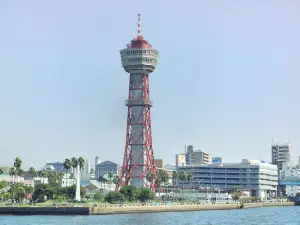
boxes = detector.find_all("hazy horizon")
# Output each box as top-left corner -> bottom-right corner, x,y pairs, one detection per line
1,0 -> 300,169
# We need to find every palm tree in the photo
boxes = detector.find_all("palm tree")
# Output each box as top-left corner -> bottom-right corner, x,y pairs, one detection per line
63,159 -> 72,186
13,157 -> 22,182
97,176 -> 104,189
78,157 -> 85,172
178,171 -> 187,201
112,175 -> 120,186
102,177 -> 107,192
9,167 -> 17,202
108,172 -> 113,189
186,172 -> 192,184
13,157 -> 22,170
39,169 -> 47,184
146,171 -> 155,190
172,171 -> 178,200
28,167 -> 36,180
71,157 -> 78,176
157,169 -> 169,200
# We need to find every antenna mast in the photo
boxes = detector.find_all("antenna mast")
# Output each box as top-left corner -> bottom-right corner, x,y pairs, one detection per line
137,13 -> 142,37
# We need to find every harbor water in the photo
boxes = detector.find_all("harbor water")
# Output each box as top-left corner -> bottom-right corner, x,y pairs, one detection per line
0,206 -> 299,225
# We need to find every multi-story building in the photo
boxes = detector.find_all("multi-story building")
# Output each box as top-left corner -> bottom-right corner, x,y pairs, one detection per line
154,159 -> 163,169
95,161 -> 119,178
185,145 -> 210,165
271,143 -> 291,170
279,166 -> 300,197
177,159 -> 278,199
176,153 -> 186,167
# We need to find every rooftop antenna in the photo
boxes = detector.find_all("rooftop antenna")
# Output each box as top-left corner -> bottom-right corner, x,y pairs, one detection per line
137,13 -> 142,37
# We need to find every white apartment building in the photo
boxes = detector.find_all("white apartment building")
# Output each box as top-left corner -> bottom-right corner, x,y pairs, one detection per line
178,159 -> 278,199
271,143 -> 291,170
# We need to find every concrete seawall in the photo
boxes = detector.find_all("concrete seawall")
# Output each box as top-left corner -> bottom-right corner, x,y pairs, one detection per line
0,202 -> 293,215
0,207 -> 90,215
90,202 -> 294,215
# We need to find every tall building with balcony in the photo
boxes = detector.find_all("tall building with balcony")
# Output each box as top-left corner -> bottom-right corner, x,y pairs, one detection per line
177,159 -> 278,199
271,143 -> 291,170
185,145 -> 210,165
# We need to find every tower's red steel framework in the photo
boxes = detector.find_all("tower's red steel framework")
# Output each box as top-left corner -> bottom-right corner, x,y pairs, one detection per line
115,14 -> 158,191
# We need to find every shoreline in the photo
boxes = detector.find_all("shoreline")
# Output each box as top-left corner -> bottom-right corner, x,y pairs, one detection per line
0,202 -> 294,215
90,202 -> 294,215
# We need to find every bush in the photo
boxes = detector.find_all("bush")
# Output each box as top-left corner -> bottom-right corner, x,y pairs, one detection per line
119,185 -> 137,202
105,191 -> 125,204
93,191 -> 104,202
136,188 -> 155,203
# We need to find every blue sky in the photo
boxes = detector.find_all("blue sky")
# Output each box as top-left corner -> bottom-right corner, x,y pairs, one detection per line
0,0 -> 299,168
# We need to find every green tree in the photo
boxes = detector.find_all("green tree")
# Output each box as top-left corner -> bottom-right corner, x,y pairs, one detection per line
136,188 -> 155,203
172,171 -> 178,200
105,191 -> 125,204
39,169 -> 47,184
64,158 -> 72,185
156,169 -> 169,199
108,172 -> 113,189
13,157 -> 22,170
78,157 -> 85,171
232,192 -> 241,201
146,171 -> 155,189
71,157 -> 78,176
112,175 -> 120,186
119,185 -> 137,202
0,180 -> 8,189
178,171 -> 187,200
93,191 -> 104,202
28,167 -> 36,180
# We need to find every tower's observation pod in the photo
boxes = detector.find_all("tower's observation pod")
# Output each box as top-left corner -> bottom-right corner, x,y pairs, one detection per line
115,14 -> 158,192
120,48 -> 159,73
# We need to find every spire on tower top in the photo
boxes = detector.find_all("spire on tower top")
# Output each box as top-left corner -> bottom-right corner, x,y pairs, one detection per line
137,13 -> 142,37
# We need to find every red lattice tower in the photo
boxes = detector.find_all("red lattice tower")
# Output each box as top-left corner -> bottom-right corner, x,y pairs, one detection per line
115,14 -> 159,191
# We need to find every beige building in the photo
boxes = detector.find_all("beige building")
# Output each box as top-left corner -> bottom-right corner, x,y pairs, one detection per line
176,153 -> 186,167
185,145 -> 210,165
154,159 -> 163,169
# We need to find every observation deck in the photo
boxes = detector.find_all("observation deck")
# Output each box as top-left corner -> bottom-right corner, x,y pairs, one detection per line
120,48 -> 158,73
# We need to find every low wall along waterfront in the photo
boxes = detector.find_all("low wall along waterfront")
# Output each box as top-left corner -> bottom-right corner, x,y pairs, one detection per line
0,207 -> 90,215
90,202 -> 294,215
0,202 -> 294,215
